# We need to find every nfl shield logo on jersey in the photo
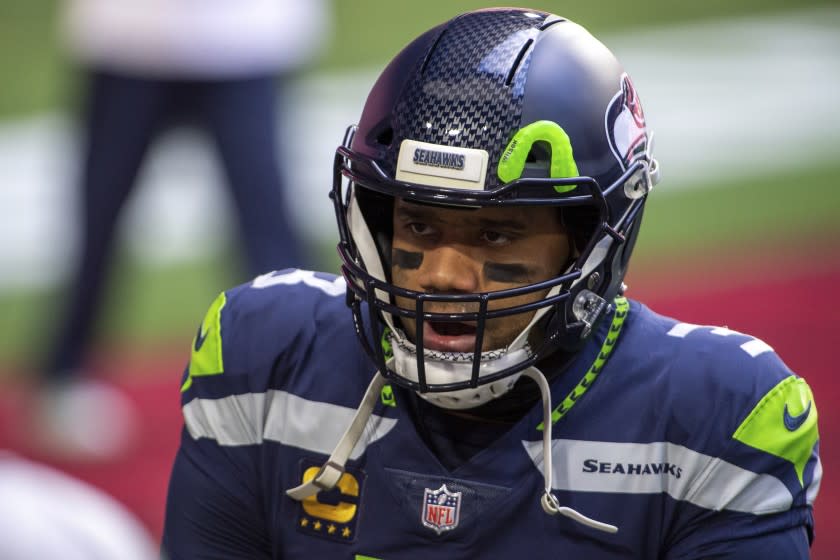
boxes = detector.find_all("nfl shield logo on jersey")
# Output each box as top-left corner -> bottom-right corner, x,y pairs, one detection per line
421,484 -> 461,534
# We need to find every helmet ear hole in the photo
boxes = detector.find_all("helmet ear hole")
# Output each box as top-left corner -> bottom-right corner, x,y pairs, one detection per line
375,127 -> 394,147
363,118 -> 395,149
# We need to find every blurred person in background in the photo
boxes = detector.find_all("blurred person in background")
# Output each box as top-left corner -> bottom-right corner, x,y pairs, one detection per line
0,451 -> 157,559
36,0 -> 330,460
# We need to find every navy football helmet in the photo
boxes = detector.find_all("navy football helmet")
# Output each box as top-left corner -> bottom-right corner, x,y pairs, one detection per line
333,8 -> 660,409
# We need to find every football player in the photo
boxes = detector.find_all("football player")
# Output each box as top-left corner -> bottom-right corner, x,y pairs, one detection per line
163,8 -> 820,558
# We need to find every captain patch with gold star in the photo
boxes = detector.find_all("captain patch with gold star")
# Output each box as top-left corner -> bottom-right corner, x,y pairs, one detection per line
295,459 -> 365,543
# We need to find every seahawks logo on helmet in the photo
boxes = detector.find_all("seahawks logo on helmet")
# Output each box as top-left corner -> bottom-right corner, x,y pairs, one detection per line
605,73 -> 648,170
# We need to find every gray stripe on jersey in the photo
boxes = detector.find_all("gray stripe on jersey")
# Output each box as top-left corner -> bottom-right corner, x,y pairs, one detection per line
184,392 -> 267,445
183,390 -> 397,459
523,439 -> 794,515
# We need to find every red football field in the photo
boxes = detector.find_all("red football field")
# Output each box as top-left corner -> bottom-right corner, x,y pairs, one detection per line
1,252 -> 837,557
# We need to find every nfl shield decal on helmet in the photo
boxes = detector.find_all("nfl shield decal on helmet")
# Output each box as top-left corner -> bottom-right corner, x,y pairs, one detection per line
422,484 -> 462,534
605,72 -> 648,170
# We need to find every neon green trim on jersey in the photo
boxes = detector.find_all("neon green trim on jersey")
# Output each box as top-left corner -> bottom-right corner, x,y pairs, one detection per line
733,376 -> 818,486
381,328 -> 394,361
380,384 -> 396,407
379,330 -> 397,406
497,120 -> 580,193
538,297 -> 629,430
356,555 -> 383,560
181,291 -> 227,392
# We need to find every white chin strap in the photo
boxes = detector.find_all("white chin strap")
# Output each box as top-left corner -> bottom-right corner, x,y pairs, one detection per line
286,371 -> 387,501
286,366 -> 618,534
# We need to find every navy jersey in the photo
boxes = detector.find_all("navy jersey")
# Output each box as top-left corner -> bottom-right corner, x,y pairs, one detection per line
162,269 -> 821,559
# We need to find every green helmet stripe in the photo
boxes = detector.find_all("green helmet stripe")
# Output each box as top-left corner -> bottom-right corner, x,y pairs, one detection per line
733,375 -> 818,486
497,120 -> 580,193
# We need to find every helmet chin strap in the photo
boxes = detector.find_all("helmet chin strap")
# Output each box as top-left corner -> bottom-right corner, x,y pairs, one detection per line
285,371 -> 387,501
285,366 -> 618,534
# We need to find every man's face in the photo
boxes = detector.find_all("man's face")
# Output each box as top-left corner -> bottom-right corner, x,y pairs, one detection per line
391,198 -> 572,353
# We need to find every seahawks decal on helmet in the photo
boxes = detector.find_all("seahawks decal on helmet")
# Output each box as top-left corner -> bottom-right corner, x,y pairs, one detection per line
606,73 -> 648,170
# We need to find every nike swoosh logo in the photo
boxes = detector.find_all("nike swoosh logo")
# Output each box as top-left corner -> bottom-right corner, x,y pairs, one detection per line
194,325 -> 208,352
783,401 -> 812,431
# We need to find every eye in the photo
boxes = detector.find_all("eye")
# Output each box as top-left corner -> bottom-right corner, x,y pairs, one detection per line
480,230 -> 511,245
408,222 -> 434,236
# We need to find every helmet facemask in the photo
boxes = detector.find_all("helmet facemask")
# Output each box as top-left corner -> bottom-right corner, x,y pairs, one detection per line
333,130 -> 651,409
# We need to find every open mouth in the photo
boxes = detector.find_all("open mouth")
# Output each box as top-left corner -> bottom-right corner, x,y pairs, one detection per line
422,321 -> 478,352
429,321 -> 477,336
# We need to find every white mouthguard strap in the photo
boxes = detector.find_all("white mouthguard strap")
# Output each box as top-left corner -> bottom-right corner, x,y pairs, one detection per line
522,367 -> 618,534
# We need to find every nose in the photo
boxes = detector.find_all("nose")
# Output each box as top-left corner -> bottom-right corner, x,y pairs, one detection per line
417,245 -> 481,294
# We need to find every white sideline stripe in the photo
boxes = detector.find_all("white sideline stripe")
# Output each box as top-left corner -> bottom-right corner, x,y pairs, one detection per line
523,439 -> 793,515
183,390 -> 397,459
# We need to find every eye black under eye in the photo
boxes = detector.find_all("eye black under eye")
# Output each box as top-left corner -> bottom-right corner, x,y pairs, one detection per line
483,262 -> 530,283
393,249 -> 423,269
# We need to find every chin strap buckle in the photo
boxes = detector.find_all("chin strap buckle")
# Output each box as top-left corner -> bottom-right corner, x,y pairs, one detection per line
541,491 -> 618,534
572,290 -> 607,339
286,460 -> 346,501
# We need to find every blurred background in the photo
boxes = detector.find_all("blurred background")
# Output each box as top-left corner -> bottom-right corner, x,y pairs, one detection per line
0,0 -> 837,556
